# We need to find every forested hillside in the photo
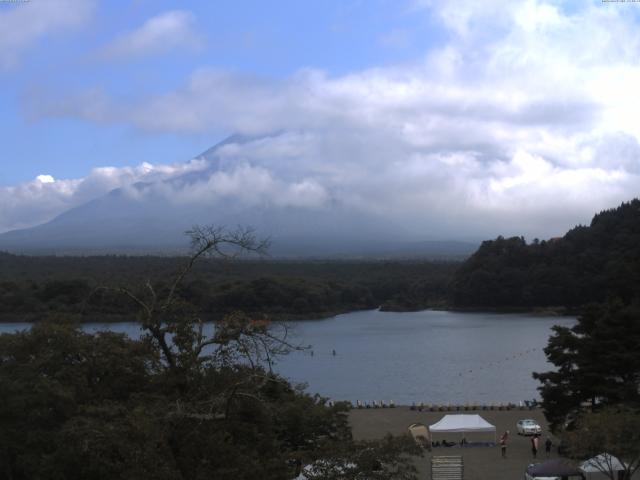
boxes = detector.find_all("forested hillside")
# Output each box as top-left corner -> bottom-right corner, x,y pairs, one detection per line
0,255 -> 456,321
450,199 -> 640,308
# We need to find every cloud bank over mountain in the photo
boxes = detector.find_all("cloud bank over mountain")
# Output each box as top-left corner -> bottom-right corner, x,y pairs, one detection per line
4,1 -> 640,242
0,160 -> 207,233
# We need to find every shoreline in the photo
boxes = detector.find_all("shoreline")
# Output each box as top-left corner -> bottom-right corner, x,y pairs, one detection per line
434,305 -> 580,316
0,310 -> 348,324
0,305 -> 579,324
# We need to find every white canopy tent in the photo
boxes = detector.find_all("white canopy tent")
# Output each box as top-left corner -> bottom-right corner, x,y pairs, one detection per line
580,453 -> 626,479
429,414 -> 497,443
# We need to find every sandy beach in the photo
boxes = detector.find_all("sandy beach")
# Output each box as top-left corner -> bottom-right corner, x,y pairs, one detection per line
349,406 -> 562,480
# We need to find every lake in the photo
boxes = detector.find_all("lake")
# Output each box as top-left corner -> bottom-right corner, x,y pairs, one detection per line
0,309 -> 574,405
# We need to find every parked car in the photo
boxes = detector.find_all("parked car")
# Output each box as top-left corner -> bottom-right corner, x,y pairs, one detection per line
517,419 -> 542,435
524,459 -> 585,480
524,473 -> 561,480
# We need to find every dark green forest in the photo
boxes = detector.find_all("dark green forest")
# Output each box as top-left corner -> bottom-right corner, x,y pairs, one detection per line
3,199 -> 640,321
0,254 -> 456,322
450,199 -> 640,309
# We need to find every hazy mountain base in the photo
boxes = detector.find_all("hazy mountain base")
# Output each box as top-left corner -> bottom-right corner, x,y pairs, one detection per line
0,134 -> 479,258
4,199 -> 639,323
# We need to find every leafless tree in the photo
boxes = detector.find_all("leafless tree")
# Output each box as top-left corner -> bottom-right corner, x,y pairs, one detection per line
92,225 -> 312,420
94,226 -> 301,373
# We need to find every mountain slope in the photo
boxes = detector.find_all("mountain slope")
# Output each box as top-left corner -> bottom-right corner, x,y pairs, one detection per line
0,137 -> 477,257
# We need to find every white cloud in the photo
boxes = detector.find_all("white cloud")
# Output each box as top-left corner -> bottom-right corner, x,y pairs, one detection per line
0,159 -> 207,233
151,163 -> 330,210
100,10 -> 204,60
35,174 -> 55,184
0,0 -> 94,70
15,0 -> 640,240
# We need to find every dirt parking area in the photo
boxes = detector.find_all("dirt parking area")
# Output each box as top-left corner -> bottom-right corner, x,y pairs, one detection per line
349,406 -> 562,480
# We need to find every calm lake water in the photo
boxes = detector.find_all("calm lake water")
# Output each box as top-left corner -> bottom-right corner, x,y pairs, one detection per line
0,309 -> 574,405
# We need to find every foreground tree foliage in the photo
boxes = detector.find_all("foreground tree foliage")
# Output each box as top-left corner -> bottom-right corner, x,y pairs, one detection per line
0,227 -> 421,480
535,298 -> 640,477
562,406 -> 640,480
533,300 -> 640,432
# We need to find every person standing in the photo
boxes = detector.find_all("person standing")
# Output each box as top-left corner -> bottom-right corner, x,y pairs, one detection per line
531,436 -> 538,458
500,430 -> 509,458
545,437 -> 553,457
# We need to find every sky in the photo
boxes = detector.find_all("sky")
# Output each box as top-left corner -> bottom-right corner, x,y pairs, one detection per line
1,0 -> 640,240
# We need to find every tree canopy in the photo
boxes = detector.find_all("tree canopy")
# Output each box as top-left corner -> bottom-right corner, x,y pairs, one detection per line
0,253 -> 455,322
450,199 -> 640,308
533,300 -> 640,432
0,226 -> 422,480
